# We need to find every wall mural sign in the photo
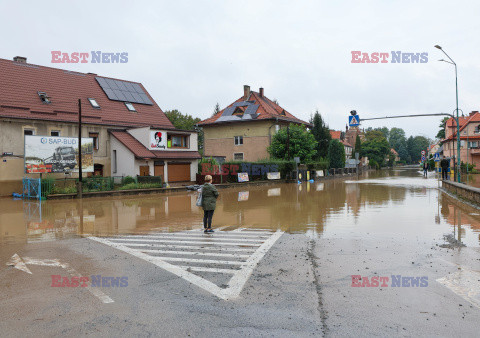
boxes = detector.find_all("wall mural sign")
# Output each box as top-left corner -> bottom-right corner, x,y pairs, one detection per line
150,130 -> 167,150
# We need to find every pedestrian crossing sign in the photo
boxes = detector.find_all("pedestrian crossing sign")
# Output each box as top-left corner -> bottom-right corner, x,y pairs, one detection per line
434,153 -> 440,162
349,115 -> 360,126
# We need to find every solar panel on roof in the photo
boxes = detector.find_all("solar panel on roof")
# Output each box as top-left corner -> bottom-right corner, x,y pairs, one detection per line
95,77 -> 153,105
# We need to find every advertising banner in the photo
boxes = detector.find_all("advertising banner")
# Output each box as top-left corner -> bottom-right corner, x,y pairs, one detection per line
237,172 -> 249,182
150,130 -> 167,150
24,136 -> 94,173
238,191 -> 249,201
267,172 -> 281,180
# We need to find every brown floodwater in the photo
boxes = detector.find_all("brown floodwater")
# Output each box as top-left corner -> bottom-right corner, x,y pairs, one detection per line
1,168 -> 479,247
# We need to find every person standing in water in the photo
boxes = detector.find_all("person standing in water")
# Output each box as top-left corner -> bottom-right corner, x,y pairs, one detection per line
201,175 -> 219,233
423,161 -> 429,178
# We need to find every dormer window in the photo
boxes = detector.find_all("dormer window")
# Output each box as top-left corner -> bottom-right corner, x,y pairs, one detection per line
88,98 -> 100,109
233,107 -> 244,117
125,102 -> 136,112
280,110 -> 286,116
37,91 -> 51,104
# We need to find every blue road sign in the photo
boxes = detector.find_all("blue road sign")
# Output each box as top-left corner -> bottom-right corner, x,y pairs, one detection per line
433,153 -> 440,162
421,156 -> 426,161
349,115 -> 360,127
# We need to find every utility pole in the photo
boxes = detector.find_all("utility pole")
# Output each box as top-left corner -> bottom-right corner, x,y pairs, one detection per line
77,99 -> 83,198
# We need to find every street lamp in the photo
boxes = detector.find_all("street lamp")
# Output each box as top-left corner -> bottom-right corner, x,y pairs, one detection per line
435,44 -> 461,183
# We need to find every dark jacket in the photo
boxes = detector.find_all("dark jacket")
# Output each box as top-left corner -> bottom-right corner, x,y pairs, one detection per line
201,183 -> 219,211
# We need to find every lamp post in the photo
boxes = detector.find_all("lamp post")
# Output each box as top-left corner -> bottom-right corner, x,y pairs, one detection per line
435,44 -> 461,183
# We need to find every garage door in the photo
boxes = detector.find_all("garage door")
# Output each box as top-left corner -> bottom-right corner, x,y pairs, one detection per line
168,163 -> 191,182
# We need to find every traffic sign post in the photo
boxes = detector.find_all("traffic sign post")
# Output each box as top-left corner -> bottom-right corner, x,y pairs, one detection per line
349,115 -> 360,127
433,153 -> 440,162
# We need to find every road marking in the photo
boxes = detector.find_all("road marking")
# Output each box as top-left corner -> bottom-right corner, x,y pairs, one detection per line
437,268 -> 480,309
108,238 -> 261,247
6,254 -> 114,304
139,249 -> 250,259
88,229 -> 283,300
118,234 -> 265,243
119,243 -> 256,252
145,232 -> 271,238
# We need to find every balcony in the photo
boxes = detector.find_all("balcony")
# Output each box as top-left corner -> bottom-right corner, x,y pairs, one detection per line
470,148 -> 480,155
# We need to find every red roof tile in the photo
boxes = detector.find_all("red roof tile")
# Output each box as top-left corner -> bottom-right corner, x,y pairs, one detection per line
110,131 -> 155,158
341,139 -> 352,148
198,90 -> 310,126
445,112 -> 480,140
0,58 -> 174,129
111,131 -> 201,159
330,130 -> 342,139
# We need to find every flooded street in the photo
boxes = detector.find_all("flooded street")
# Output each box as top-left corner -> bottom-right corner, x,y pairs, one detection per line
2,168 -> 480,247
1,168 -> 480,336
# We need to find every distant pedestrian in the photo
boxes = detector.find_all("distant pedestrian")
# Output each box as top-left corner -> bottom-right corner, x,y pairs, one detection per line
440,158 -> 449,180
201,175 -> 219,233
423,161 -> 429,178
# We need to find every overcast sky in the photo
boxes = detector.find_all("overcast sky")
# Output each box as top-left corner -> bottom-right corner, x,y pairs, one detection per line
2,0 -> 479,140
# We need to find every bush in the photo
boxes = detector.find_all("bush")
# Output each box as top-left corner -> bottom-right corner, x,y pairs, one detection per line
117,182 -> 163,190
461,161 -> 475,173
51,185 -> 77,194
122,176 -> 136,185
306,159 -> 329,171
369,159 -> 379,169
198,157 -> 219,173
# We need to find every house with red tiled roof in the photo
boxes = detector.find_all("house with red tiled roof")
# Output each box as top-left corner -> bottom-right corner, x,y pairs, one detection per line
390,148 -> 400,162
0,56 -> 199,195
197,85 -> 310,162
443,111 -> 480,168
329,130 -> 353,160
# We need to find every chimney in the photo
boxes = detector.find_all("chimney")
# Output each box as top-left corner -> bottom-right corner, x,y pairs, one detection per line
13,56 -> 27,63
243,85 -> 250,100
470,111 -> 479,116
259,87 -> 264,97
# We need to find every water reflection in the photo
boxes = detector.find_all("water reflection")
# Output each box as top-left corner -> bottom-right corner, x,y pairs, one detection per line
0,169 -> 479,247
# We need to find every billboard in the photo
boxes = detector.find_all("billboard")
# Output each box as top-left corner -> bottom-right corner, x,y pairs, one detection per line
150,130 -> 167,150
24,136 -> 94,173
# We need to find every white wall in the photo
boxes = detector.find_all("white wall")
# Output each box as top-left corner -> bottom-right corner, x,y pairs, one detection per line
111,136 -> 135,177
190,159 -> 199,181
127,127 -> 150,149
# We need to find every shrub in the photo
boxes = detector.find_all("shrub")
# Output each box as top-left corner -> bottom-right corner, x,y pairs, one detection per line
117,182 -> 163,190
122,176 -> 136,185
198,157 -> 219,173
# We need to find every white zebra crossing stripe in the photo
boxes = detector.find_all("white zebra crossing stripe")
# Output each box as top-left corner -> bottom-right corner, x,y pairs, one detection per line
88,229 -> 283,300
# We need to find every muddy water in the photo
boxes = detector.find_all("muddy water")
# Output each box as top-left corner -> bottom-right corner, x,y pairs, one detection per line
1,168 -> 479,247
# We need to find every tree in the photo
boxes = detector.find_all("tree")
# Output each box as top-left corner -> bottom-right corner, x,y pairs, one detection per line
165,109 -> 203,153
165,109 -> 201,130
310,110 -> 331,159
268,124 -> 317,162
212,103 -> 221,117
328,140 -> 345,168
376,127 -> 389,140
361,132 -> 390,167
388,128 -> 406,150
354,134 -> 362,157
407,136 -> 430,163
436,117 -> 449,140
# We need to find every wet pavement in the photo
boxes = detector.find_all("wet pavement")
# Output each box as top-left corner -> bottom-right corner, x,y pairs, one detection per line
1,168 -> 480,336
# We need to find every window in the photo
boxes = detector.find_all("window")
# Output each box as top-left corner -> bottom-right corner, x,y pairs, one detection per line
167,135 -> 188,148
24,129 -> 34,136
88,98 -> 100,109
51,130 -> 60,137
37,91 -> 51,104
234,153 -> 244,161
275,125 -> 280,133
234,136 -> 243,145
125,102 -> 136,112
89,132 -> 99,150
475,125 -> 480,134
113,150 -> 117,173
233,107 -> 244,116
469,141 -> 478,148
